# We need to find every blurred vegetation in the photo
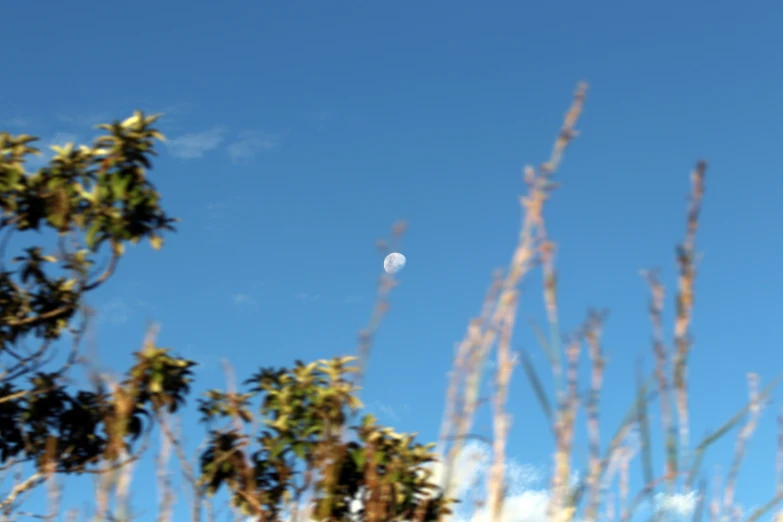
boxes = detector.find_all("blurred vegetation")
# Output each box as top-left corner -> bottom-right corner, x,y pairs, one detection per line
1,86 -> 780,522
0,117 -> 453,521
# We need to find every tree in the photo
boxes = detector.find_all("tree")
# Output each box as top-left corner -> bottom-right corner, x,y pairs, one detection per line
0,116 -> 453,521
198,357 -> 454,521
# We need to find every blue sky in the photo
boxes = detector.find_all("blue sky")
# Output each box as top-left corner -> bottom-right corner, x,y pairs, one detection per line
3,1 -> 783,520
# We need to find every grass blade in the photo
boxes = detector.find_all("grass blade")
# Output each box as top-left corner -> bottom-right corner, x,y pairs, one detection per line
743,492 -> 783,522
567,373 -> 658,509
687,374 -> 783,487
519,349 -> 554,429
691,478 -> 707,522
529,318 -> 557,367
637,369 -> 654,489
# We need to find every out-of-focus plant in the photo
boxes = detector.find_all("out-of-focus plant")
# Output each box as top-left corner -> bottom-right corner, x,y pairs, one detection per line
197,357 -> 455,522
438,83 -> 783,522
0,115 -> 196,518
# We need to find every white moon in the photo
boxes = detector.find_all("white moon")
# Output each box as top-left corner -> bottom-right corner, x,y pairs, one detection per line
383,252 -> 407,274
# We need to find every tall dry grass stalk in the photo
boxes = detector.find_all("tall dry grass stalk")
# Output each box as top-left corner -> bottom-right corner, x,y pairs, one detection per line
354,220 -> 408,392
672,159 -> 706,460
436,81 -> 781,522
437,82 -> 588,522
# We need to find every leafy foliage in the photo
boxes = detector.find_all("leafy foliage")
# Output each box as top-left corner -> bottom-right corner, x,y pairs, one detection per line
0,116 -> 452,521
0,113 -> 176,375
0,114 -> 193,475
198,357 -> 455,521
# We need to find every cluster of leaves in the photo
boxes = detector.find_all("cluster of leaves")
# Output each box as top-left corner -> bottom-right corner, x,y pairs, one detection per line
0,114 -> 176,380
198,357 -> 455,522
0,346 -> 195,472
0,114 -> 190,473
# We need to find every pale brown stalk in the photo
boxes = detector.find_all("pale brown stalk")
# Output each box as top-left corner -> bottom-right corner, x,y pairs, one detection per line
439,316 -> 488,500
116,450 -> 136,521
640,270 -> 677,493
44,437 -> 62,522
550,335 -> 582,522
540,239 -> 562,393
220,360 -> 265,520
673,160 -> 707,455
723,374 -> 763,512
155,416 -> 175,522
0,471 -> 44,520
439,82 -> 588,518
583,312 -> 607,522
437,274 -> 503,519
354,221 -> 407,390
487,292 -> 517,520
438,270 -> 502,458
94,465 -> 110,522
364,440 -> 383,522
606,492 -> 615,522
778,406 -> 783,496
618,445 -> 631,522
709,467 -> 723,522
157,413 -> 207,522
95,371 -> 139,522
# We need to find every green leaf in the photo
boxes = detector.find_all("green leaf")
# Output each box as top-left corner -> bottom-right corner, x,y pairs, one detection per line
743,492 -> 783,522
85,221 -> 101,250
519,350 -> 554,429
292,442 -> 307,459
687,373 -> 783,488
636,368 -> 654,493
351,449 -> 365,469
110,174 -> 130,199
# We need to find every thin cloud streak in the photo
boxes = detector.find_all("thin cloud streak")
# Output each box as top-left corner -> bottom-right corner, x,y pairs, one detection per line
56,111 -> 110,127
1,116 -> 31,129
293,292 -> 323,303
226,131 -> 279,164
166,127 -> 226,159
233,293 -> 256,306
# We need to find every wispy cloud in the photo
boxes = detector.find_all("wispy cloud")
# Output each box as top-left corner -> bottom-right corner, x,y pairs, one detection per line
56,111 -> 110,128
368,400 -> 402,422
226,131 -> 279,164
145,102 -> 195,133
203,198 -> 245,234
1,116 -> 31,129
167,127 -> 226,159
305,110 -> 334,130
157,102 -> 193,117
293,292 -> 323,303
99,297 -> 135,325
233,293 -> 256,306
95,297 -> 159,327
204,200 -> 228,228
